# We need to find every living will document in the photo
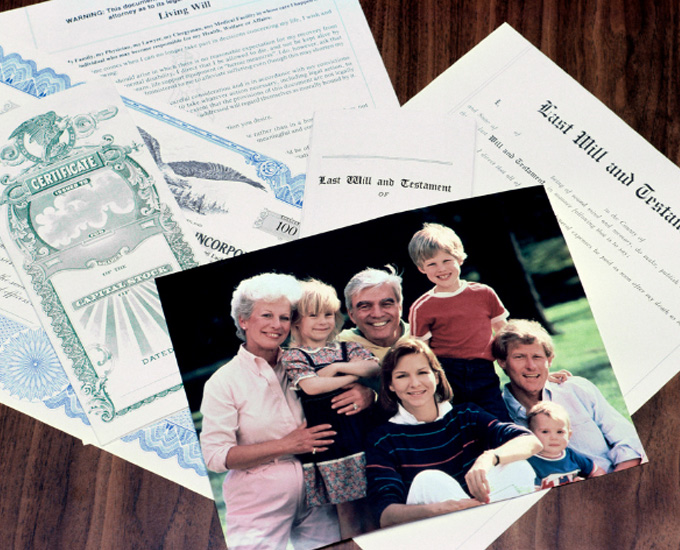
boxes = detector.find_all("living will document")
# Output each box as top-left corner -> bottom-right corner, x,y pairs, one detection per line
0,0 -> 399,157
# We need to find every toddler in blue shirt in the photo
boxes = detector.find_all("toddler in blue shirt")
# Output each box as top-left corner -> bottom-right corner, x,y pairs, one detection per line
527,401 -> 605,489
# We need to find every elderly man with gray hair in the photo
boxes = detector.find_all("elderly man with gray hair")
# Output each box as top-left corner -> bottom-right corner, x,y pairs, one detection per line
337,266 -> 410,360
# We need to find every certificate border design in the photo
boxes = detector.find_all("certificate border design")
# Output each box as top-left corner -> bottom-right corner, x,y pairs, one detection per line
0,311 -> 207,476
0,45 -> 75,98
0,110 -> 200,423
122,97 -> 306,208
120,409 -> 207,475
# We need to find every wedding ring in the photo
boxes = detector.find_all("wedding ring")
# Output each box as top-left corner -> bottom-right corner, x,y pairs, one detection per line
353,403 -> 359,411
312,448 -> 317,455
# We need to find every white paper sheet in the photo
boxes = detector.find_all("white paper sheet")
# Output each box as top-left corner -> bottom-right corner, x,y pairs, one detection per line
301,109 -> 477,235
1,0 -> 399,156
356,491 -> 546,550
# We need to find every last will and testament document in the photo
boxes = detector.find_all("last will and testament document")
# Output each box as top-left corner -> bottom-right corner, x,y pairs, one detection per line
0,0 -> 399,156
301,108 -> 476,235
305,24 -> 679,421
403,24 -> 680,417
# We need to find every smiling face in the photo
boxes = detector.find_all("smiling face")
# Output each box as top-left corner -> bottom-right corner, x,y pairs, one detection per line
348,284 -> 402,348
531,413 -> 572,459
296,310 -> 336,348
239,297 -> 292,361
418,250 -> 462,293
498,342 -> 553,403
388,352 -> 439,421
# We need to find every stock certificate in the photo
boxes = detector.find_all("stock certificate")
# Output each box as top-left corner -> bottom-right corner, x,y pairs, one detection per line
0,38 -> 308,493
123,88 -> 306,262
301,109 -> 477,235
0,42 -> 211,495
0,79 -> 206,444
0,0 -> 399,157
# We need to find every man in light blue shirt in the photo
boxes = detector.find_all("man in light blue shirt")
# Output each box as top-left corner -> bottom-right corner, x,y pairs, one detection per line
492,319 -> 644,473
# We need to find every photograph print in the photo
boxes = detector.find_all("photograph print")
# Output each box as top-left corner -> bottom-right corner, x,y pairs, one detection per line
156,185 -> 646,549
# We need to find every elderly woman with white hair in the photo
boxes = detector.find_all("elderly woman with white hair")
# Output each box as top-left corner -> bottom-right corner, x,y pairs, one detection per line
199,272 -> 373,549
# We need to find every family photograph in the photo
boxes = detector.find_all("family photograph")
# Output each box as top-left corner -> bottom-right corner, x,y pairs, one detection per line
156,186 -> 645,550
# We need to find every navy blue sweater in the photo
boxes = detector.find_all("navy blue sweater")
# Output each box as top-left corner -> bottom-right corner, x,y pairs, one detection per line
365,403 -> 531,521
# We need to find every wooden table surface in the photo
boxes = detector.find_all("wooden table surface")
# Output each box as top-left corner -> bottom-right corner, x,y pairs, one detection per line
1,1 -> 678,548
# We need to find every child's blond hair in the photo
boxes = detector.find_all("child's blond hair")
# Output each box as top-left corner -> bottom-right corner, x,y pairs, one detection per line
291,278 -> 344,344
527,401 -> 571,431
408,222 -> 467,267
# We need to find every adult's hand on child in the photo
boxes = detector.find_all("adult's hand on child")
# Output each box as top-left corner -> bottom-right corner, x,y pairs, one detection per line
331,382 -> 375,415
548,369 -> 572,384
282,420 -> 336,455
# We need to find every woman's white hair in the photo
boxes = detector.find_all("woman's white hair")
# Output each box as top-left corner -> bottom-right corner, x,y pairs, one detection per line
230,273 -> 302,341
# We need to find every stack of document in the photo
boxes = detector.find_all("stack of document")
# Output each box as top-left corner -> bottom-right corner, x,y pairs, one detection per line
0,1 -> 675,549
0,0 -> 398,501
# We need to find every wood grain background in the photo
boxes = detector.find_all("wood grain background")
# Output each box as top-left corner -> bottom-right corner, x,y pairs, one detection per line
0,0 -> 678,548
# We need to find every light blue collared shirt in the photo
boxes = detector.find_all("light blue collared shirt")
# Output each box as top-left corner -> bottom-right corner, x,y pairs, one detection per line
503,377 -> 645,472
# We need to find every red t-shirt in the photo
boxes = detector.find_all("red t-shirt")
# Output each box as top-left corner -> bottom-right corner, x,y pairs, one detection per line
408,281 -> 508,360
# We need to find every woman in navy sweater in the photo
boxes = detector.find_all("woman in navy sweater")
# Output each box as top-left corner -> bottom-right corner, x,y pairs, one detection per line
365,338 -> 542,528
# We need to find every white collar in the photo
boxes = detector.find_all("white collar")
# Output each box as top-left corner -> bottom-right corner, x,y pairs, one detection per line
429,279 -> 468,297
389,401 -> 453,425
535,450 -> 567,461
